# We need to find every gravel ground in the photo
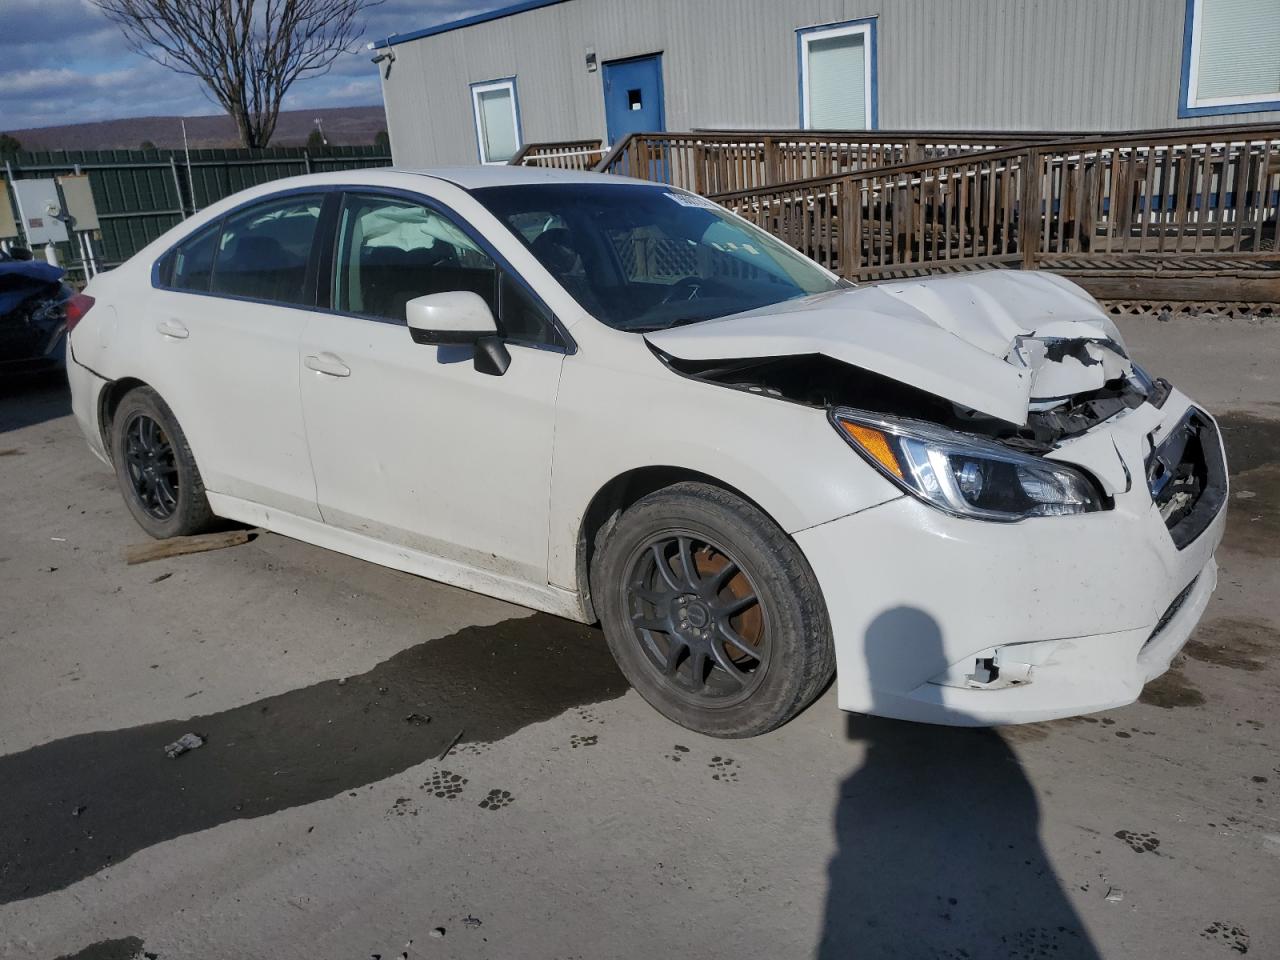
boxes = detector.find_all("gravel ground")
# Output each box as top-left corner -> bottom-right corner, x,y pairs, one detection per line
0,312 -> 1277,960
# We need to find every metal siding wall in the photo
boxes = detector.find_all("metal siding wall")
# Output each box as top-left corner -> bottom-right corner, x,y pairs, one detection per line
380,0 -> 1280,167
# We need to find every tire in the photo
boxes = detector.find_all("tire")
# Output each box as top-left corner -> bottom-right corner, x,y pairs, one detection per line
592,482 -> 834,738
110,386 -> 216,539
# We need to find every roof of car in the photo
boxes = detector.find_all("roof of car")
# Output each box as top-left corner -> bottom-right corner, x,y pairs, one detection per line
403,165 -> 653,190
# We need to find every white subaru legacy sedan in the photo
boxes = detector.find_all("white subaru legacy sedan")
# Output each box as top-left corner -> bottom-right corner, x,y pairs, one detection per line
65,167 -> 1227,737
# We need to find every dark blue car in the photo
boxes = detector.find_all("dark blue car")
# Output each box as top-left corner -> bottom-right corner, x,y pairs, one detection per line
0,251 -> 73,375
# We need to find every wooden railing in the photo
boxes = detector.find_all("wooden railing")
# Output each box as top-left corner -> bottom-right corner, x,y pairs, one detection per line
510,139 -> 604,170
594,131 -> 1035,194
709,125 -> 1280,300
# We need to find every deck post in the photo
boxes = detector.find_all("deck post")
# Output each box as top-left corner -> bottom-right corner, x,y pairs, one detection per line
764,136 -> 781,186
1019,148 -> 1041,271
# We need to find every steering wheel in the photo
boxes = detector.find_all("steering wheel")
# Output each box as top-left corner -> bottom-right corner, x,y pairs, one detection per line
660,276 -> 705,305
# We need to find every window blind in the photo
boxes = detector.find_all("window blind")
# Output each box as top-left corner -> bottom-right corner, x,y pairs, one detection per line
1195,0 -> 1280,101
807,32 -> 867,129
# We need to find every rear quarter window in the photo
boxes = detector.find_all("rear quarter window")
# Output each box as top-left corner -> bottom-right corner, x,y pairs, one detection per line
161,223 -> 219,293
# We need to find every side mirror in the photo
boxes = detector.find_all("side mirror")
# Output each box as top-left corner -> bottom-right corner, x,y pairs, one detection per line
405,290 -> 510,377
406,291 -> 498,344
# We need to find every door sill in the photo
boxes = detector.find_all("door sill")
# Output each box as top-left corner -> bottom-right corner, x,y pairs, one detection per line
206,492 -> 588,622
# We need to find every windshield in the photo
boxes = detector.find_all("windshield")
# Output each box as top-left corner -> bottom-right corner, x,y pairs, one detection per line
471,182 -> 845,331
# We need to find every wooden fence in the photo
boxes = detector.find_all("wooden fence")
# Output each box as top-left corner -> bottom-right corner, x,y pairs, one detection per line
708,126 -> 1280,302
511,139 -> 605,170
591,130 -> 1036,195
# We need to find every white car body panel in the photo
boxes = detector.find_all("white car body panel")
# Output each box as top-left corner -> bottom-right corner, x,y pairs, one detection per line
66,167 -> 1227,727
544,323 -> 903,594
149,288 -> 321,519
297,310 -> 564,584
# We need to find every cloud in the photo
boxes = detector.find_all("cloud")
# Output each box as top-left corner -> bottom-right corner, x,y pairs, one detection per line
0,0 -> 492,131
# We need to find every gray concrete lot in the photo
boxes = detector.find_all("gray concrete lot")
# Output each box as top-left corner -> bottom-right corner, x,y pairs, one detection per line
1,312 -> 1278,960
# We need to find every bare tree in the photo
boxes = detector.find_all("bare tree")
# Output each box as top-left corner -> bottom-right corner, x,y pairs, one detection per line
90,0 -> 380,148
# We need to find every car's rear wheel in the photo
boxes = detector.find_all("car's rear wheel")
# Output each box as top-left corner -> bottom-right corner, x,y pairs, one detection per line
110,386 -> 216,539
593,482 -> 834,738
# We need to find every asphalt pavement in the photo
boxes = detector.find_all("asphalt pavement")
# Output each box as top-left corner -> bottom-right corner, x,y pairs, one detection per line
1,311 -> 1277,960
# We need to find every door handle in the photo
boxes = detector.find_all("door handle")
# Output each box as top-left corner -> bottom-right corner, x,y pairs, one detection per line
304,352 -> 351,378
156,318 -> 189,339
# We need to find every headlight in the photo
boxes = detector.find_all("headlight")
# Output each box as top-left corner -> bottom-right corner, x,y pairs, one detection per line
831,408 -> 1103,521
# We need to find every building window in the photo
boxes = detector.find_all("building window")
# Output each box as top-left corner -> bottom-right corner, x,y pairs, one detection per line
1181,0 -> 1280,116
471,78 -> 522,164
797,18 -> 877,130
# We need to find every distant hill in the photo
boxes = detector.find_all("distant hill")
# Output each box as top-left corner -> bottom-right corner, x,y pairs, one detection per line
7,106 -> 389,151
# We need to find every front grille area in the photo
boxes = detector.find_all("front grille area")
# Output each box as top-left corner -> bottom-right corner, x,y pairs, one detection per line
1146,409 -> 1227,550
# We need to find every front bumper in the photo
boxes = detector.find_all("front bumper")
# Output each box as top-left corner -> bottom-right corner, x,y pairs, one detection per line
796,391 -> 1226,725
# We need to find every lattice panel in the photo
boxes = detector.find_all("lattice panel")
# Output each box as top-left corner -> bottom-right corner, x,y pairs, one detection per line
1101,301 -> 1279,321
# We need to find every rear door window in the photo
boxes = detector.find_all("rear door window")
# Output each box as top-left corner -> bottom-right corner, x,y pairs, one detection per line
209,195 -> 323,305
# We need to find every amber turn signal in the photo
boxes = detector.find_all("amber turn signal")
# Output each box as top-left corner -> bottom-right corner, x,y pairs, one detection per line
837,421 -> 904,479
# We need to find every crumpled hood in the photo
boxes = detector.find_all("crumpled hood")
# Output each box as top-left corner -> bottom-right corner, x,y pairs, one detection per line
645,271 -> 1132,425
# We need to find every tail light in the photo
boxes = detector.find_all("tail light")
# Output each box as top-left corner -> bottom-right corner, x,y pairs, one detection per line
64,293 -> 96,334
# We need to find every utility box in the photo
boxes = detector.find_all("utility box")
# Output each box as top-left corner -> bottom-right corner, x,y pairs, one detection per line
58,174 -> 100,232
12,179 -> 69,245
0,179 -> 18,240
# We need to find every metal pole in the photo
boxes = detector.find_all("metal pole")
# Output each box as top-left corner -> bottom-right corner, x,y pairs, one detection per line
169,156 -> 186,219
5,159 -> 28,251
76,231 -> 90,280
181,118 -> 197,212
81,231 -> 99,277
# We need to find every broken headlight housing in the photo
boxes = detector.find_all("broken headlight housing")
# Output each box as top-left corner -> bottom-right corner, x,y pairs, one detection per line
831,408 -> 1103,521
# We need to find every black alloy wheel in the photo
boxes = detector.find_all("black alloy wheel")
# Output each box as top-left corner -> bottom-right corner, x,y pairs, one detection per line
110,385 -> 216,539
593,482 -> 834,738
624,531 -> 769,707
122,412 -> 180,521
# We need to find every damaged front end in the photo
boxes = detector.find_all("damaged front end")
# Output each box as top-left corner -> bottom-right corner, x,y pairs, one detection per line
655,343 -> 1159,456
643,271 -> 1169,451
643,272 -> 1225,532
653,271 -> 1205,462
648,273 -> 1230,711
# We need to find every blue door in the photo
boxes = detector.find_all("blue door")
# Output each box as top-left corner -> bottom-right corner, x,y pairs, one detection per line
603,54 -> 666,145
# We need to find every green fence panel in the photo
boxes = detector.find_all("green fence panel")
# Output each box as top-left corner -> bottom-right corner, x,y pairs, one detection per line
3,145 -> 391,282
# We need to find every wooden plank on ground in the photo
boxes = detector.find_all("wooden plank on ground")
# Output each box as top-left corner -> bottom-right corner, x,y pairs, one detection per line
124,529 -> 257,565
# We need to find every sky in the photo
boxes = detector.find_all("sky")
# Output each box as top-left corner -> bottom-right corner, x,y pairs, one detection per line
0,0 -> 490,131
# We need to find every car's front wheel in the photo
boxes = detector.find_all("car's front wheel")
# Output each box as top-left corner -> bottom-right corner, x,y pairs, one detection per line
110,386 -> 216,539
593,482 -> 834,738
